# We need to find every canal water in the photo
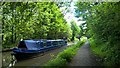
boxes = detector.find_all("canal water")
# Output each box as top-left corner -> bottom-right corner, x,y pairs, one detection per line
2,46 -> 67,67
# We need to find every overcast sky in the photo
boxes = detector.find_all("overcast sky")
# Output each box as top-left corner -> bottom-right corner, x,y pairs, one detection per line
60,2 -> 86,26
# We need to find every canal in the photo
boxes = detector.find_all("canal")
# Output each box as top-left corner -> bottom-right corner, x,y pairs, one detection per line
2,46 -> 67,67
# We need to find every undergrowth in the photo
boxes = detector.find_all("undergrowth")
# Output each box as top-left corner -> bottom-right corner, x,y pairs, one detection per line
89,38 -> 120,67
44,38 -> 86,67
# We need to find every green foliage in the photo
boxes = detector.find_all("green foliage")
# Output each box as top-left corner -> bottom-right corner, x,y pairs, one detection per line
58,47 -> 75,62
75,2 -> 120,66
44,57 -> 67,67
70,20 -> 80,41
89,38 -> 120,66
2,2 -> 71,48
44,40 -> 85,66
89,38 -> 107,58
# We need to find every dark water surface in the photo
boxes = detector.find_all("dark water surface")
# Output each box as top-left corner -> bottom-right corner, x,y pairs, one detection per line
2,46 -> 67,67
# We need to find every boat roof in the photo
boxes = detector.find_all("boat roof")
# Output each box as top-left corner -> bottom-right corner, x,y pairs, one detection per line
21,40 -> 43,50
19,39 -> 64,50
47,39 -> 64,41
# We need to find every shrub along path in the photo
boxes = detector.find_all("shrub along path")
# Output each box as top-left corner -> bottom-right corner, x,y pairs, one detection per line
68,40 -> 100,66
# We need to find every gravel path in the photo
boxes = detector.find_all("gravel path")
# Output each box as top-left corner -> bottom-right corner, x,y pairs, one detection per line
69,41 -> 100,66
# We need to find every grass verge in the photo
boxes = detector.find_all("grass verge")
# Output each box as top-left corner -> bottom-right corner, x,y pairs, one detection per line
43,38 -> 86,67
89,38 -> 120,66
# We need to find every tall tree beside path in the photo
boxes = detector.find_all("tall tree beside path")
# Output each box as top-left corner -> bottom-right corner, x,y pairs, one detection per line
75,2 -> 120,66
2,2 -> 70,48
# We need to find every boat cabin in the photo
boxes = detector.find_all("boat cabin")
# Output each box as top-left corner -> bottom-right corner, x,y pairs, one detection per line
17,40 -> 67,50
18,40 -> 44,50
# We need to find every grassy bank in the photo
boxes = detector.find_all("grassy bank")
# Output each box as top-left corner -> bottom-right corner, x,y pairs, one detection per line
2,44 -> 16,52
2,44 -> 15,49
44,38 -> 86,67
89,38 -> 120,66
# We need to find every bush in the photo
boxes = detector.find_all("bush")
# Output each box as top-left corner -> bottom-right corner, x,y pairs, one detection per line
44,57 -> 67,66
89,38 -> 120,66
58,48 -> 74,62
44,39 -> 86,67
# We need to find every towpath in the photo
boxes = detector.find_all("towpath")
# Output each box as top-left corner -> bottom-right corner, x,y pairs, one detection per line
68,41 -> 100,66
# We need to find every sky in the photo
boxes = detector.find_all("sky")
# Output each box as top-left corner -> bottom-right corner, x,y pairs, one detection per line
60,2 -> 86,26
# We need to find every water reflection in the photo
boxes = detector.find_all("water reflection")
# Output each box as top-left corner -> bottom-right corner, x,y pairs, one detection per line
2,51 -> 13,67
2,46 -> 67,67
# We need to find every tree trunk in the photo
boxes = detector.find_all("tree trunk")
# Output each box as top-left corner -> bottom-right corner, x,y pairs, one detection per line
11,26 -> 14,43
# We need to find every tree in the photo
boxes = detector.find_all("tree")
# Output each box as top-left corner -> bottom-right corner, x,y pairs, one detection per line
2,2 -> 70,48
70,20 -> 80,41
75,2 -> 120,66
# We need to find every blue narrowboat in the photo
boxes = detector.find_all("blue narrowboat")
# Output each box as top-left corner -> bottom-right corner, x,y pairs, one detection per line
12,39 -> 67,61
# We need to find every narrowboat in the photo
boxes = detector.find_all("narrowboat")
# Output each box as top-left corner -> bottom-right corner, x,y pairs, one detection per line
11,39 -> 67,61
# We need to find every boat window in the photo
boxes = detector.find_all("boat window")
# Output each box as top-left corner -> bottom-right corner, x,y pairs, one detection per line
52,41 -> 58,46
47,42 -> 51,46
65,40 -> 67,43
59,41 -> 63,45
65,41 -> 67,45
43,42 -> 47,47
18,41 -> 27,48
40,42 -> 44,47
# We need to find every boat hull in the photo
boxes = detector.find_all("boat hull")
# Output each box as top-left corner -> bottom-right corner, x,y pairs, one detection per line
12,46 -> 61,61
11,52 -> 40,61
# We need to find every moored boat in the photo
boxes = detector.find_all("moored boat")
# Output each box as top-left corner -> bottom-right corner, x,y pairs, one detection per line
12,39 -> 67,61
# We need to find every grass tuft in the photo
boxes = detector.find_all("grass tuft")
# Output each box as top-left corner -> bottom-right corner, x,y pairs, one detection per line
44,38 -> 86,67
